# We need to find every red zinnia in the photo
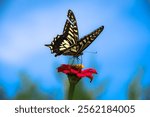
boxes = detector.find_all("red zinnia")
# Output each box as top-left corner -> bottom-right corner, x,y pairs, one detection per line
57,64 -> 97,82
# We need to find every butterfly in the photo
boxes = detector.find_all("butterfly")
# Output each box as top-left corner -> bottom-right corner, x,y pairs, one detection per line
45,9 -> 104,57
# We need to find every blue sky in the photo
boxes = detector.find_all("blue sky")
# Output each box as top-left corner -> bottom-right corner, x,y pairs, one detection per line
0,0 -> 150,99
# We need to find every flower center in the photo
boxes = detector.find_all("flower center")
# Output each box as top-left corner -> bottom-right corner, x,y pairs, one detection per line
71,64 -> 84,70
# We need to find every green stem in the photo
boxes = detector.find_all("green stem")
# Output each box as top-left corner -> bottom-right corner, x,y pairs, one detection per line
68,82 -> 76,100
67,75 -> 80,100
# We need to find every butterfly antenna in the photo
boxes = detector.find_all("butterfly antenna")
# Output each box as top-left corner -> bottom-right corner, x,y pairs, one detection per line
84,51 -> 98,54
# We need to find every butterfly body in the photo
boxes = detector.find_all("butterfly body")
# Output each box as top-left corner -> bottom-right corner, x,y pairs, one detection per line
45,10 -> 104,57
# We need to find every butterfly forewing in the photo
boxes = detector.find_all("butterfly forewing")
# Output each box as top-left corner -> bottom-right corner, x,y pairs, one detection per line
63,10 -> 79,44
63,20 -> 77,45
75,26 -> 104,56
67,9 -> 79,39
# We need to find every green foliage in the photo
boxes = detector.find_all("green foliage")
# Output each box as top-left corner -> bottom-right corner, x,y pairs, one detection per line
0,87 -> 7,100
72,81 -> 93,100
143,85 -> 150,100
64,79 -> 107,100
15,73 -> 51,100
128,68 -> 143,100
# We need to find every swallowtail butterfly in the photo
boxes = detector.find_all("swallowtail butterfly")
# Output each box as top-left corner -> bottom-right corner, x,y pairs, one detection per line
45,9 -> 104,57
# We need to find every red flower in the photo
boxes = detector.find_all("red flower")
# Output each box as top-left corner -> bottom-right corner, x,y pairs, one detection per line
57,64 -> 97,82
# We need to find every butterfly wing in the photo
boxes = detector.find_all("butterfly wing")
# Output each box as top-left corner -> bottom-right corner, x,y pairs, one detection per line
64,10 -> 79,39
45,10 -> 104,57
63,9 -> 79,44
76,26 -> 104,56
45,10 -> 79,57
45,35 -> 66,54
62,26 -> 104,56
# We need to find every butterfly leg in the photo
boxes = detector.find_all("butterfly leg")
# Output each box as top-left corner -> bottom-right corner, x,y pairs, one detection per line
68,57 -> 74,65
71,57 -> 75,65
80,55 -> 83,64
75,56 -> 82,64
68,57 -> 82,65
69,57 -> 76,65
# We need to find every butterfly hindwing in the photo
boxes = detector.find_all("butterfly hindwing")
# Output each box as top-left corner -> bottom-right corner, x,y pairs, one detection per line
45,35 -> 65,54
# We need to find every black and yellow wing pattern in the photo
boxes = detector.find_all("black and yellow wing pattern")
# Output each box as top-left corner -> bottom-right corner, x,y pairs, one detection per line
67,26 -> 104,56
45,9 -> 104,57
45,9 -> 79,56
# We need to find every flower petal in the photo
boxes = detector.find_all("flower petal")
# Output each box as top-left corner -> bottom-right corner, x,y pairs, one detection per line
70,69 -> 79,74
82,68 -> 97,74
57,64 -> 97,82
57,64 -> 71,72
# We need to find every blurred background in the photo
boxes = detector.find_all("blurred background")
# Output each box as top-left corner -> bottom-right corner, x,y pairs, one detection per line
0,0 -> 150,100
